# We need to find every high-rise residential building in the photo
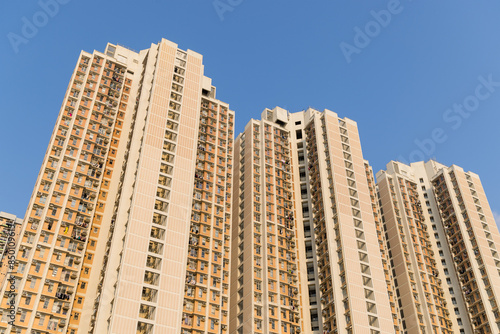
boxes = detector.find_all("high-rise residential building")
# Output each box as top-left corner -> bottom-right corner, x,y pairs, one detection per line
0,38 -> 234,334
230,107 -> 301,334
0,212 -> 23,287
376,161 -> 454,334
181,89 -> 234,334
299,108 -> 397,334
3,37 -> 500,334
364,164 -> 402,334
230,107 -> 397,334
377,160 -> 500,334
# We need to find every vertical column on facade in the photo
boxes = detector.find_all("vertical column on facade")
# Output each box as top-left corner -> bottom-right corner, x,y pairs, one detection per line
365,163 -> 402,333
0,50 -> 126,334
432,167 -> 500,334
307,111 -> 394,334
181,97 -> 234,334
230,124 -> 256,334
267,123 -> 301,334
378,162 -> 454,334
230,113 -> 302,334
287,111 -> 320,334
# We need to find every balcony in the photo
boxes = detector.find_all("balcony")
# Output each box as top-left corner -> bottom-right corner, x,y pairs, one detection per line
139,304 -> 156,320
144,271 -> 160,286
137,322 -> 154,334
154,200 -> 168,213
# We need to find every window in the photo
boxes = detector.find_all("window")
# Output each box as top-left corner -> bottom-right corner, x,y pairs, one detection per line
35,207 -> 42,216
17,263 -> 26,274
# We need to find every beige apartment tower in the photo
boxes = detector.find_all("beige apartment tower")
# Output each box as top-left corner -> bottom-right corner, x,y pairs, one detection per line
3,38 -> 500,334
0,39 -> 234,334
230,108 -> 301,334
230,107 -> 397,334
377,160 -> 500,334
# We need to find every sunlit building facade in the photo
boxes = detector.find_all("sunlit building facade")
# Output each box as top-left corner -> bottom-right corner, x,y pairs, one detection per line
230,107 -> 301,334
1,37 -> 500,334
230,107 -> 397,334
0,39 -> 234,334
377,160 -> 500,334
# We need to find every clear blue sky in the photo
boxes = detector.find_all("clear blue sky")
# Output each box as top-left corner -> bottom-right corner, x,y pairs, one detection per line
1,1 -> 499,225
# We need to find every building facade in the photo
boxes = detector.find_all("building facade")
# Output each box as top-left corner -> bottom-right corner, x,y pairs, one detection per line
230,107 -> 397,334
180,92 -> 234,334
377,160 -> 500,334
2,38 -> 500,334
0,39 -> 234,334
230,107 -> 301,334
